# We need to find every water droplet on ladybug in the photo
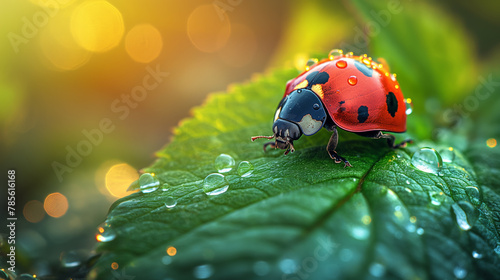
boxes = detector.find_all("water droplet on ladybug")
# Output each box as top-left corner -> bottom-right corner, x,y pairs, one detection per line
346,51 -> 354,57
405,98 -> 413,115
313,103 -> 320,110
215,154 -> 235,173
328,49 -> 343,60
411,147 -> 442,175
336,60 -> 347,69
305,58 -> 318,71
139,173 -> 160,193
237,161 -> 254,177
347,76 -> 358,86
202,173 -> 229,196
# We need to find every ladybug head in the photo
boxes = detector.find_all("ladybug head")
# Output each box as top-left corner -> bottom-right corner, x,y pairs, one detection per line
251,89 -> 327,155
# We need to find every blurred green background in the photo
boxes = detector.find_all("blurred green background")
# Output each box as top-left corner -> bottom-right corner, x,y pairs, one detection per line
0,0 -> 499,278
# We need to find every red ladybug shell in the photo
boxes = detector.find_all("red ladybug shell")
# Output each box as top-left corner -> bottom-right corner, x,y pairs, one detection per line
284,55 -> 407,133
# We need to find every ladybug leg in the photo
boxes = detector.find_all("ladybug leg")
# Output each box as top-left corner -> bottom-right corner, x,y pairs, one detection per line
327,127 -> 353,168
263,141 -> 276,151
377,132 -> 413,148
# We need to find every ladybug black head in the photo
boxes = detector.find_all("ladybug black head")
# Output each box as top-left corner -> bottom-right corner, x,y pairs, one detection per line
251,89 -> 327,155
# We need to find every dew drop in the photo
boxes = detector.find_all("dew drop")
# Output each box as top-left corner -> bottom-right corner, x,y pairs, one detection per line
328,49 -> 343,60
162,255 -> 172,265
60,250 -> 87,268
350,225 -> 370,240
416,228 -> 425,235
404,98 -> 413,115
237,161 -> 254,177
472,250 -> 483,259
165,196 -> 177,208
335,60 -> 347,69
215,154 -> 235,173
369,262 -> 386,278
161,183 -> 170,192
139,173 -> 160,193
429,191 -> 445,206
347,75 -> 358,86
279,258 -> 297,274
411,147 -> 443,175
193,264 -> 214,279
95,223 -> 116,242
494,245 -> 500,255
253,261 -> 270,276
305,58 -> 318,71
451,201 -> 479,231
203,173 -> 229,196
453,266 -> 467,279
439,147 -> 455,163
16,274 -> 37,280
465,186 -> 482,206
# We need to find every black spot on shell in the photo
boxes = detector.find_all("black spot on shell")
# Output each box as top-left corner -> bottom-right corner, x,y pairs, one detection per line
386,92 -> 398,117
306,71 -> 330,86
357,106 -> 369,123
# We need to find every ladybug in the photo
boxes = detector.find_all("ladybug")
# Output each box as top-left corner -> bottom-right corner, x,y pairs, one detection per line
252,50 -> 412,167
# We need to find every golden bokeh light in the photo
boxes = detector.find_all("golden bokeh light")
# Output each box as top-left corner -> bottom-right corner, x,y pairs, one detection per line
166,246 -> 177,256
44,192 -> 69,218
218,24 -> 257,68
125,24 -> 163,63
487,138 -> 497,148
23,200 -> 45,223
71,0 -> 124,52
105,163 -> 140,198
187,4 -> 231,53
39,7 -> 92,71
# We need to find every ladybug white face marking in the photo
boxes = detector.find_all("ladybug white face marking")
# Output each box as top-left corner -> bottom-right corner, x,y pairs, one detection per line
297,114 -> 323,136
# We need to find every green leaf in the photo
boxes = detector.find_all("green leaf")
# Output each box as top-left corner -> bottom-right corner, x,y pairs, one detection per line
90,64 -> 500,279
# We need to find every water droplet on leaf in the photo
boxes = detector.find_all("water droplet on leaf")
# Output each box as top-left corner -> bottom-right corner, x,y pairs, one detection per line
429,191 -> 445,206
451,201 -> 479,231
465,186 -> 482,206
203,173 -> 229,196
279,258 -> 297,274
253,261 -> 270,276
369,263 -> 386,278
416,228 -> 425,235
453,266 -> 467,279
60,250 -> 87,268
411,148 -> 443,175
193,264 -> 214,279
95,223 -> 116,242
16,274 -> 38,280
161,183 -> 170,192
215,154 -> 235,173
472,250 -> 483,259
165,196 -> 177,208
439,147 -> 455,163
139,173 -> 160,193
237,161 -> 254,177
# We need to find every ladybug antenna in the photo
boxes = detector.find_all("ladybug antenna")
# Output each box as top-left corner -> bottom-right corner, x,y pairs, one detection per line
251,135 -> 275,141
